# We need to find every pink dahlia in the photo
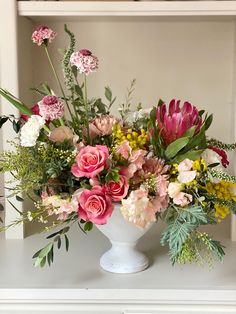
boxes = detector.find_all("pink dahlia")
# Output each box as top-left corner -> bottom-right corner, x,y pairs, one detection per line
38,95 -> 64,121
88,115 -> 118,139
156,99 -> 202,146
70,49 -> 98,75
31,25 -> 57,46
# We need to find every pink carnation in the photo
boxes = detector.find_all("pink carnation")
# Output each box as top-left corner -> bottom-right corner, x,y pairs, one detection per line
38,95 -> 64,121
89,115 -> 118,139
31,25 -> 57,46
70,49 -> 98,75
78,186 -> 113,225
71,145 -> 109,178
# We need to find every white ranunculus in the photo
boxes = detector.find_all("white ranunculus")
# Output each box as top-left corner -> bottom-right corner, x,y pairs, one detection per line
20,115 -> 45,147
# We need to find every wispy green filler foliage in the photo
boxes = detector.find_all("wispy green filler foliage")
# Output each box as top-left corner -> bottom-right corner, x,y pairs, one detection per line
161,205 -> 225,267
207,138 -> 236,151
62,24 -> 76,90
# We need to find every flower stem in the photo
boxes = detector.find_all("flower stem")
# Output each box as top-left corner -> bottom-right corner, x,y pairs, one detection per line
44,46 -> 73,120
84,75 -> 91,144
43,125 -> 51,134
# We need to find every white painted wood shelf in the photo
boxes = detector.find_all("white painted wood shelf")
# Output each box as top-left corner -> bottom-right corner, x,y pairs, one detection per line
0,220 -> 236,313
17,1 -> 236,17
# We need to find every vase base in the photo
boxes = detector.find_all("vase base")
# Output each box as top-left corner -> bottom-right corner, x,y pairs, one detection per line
100,242 -> 149,274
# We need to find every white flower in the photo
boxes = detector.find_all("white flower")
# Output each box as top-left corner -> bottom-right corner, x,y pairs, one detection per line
177,170 -> 196,184
201,149 -> 224,183
167,182 -> 182,198
20,115 -> 45,147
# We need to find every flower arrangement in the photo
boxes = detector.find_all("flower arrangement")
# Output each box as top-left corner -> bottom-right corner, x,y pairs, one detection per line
1,25 -> 236,268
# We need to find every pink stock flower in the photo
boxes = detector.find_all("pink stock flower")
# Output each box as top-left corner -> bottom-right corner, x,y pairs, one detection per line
119,149 -> 146,179
70,49 -> 98,75
31,25 -> 57,46
116,141 -> 132,159
89,115 -> 118,139
71,145 -> 109,178
156,99 -> 202,146
38,95 -> 64,121
105,175 -> 129,202
173,192 -> 193,207
121,188 -> 157,228
49,126 -> 74,143
177,158 -> 196,184
78,186 -> 113,224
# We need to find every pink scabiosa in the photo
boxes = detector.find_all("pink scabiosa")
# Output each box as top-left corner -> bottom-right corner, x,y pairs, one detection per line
38,95 -> 64,121
77,186 -> 113,225
31,25 -> 57,46
156,99 -> 203,146
71,145 -> 109,178
70,49 -> 98,75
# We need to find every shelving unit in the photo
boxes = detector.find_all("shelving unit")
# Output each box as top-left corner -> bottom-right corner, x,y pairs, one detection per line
0,2 -> 236,311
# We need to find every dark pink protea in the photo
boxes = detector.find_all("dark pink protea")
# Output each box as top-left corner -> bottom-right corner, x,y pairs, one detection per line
156,99 -> 203,146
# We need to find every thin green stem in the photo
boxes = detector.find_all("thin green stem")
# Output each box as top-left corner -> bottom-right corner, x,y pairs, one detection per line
44,46 -> 73,119
84,75 -> 91,144
43,125 -> 51,134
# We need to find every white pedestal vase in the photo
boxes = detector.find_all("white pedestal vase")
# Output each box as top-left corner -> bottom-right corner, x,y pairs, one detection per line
96,203 -> 152,274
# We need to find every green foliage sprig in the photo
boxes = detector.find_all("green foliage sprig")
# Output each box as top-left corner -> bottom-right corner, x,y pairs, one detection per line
207,138 -> 236,151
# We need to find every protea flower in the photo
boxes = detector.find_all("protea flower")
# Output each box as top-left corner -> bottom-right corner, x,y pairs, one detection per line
156,99 -> 202,146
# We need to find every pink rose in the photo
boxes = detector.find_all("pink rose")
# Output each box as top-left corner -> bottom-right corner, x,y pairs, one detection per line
105,175 -> 129,202
71,145 -> 109,178
78,186 -> 113,224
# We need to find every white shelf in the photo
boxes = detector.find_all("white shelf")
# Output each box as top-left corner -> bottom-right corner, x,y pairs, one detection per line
0,220 -> 236,312
18,1 -> 236,17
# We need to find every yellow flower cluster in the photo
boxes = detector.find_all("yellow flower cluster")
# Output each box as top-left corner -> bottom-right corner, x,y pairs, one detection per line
206,181 -> 236,221
37,145 -> 75,163
192,159 -> 207,172
112,124 -> 147,150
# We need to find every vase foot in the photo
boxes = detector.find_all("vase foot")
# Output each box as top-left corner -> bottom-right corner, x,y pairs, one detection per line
100,241 -> 149,274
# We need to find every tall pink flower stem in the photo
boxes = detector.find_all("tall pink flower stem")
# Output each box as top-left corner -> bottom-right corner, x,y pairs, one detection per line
44,46 -> 73,120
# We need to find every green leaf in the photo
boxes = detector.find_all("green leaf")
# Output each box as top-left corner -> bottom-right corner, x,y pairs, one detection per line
165,137 -> 190,159
0,117 -> 8,128
182,126 -> 206,152
0,88 -> 32,115
12,120 -> 21,133
74,84 -> 83,98
181,206 -> 208,225
33,257 -> 44,267
172,150 -> 203,163
16,195 -> 24,202
183,126 -> 196,138
105,86 -> 112,102
38,243 -> 53,259
84,221 -> 93,232
40,256 -> 47,268
0,203 -> 4,211
65,234 -> 69,252
57,236 -> 62,249
205,114 -> 213,131
157,99 -> 164,107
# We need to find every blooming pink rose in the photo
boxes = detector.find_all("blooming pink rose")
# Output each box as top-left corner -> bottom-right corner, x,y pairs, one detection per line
178,158 -> 193,172
32,25 -> 57,46
49,126 -> 74,143
71,145 -> 109,178
78,186 -> 113,224
173,192 -> 193,207
105,175 -> 129,202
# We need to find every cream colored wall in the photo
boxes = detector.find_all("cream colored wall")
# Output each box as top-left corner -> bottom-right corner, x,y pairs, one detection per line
29,19 -> 235,143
